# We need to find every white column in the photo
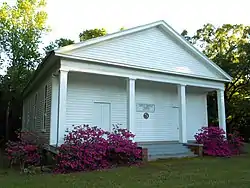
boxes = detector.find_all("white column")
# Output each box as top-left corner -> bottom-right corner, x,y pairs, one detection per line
127,78 -> 136,134
50,74 -> 59,145
178,84 -> 187,143
217,89 -> 227,135
58,70 -> 68,145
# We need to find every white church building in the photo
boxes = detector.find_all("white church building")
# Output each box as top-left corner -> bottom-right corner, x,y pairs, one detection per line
22,20 -> 232,158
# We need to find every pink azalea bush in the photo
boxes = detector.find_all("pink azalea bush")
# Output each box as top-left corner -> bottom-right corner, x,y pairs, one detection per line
195,127 -> 244,157
107,124 -> 142,165
55,125 -> 110,173
55,124 -> 142,173
228,131 -> 244,155
6,131 -> 41,170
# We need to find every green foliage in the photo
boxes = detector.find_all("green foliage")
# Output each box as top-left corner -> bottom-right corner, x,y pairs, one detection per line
44,38 -> 75,52
0,0 -> 49,80
0,0 -> 49,139
182,24 -> 250,134
0,0 -> 49,69
79,28 -> 107,41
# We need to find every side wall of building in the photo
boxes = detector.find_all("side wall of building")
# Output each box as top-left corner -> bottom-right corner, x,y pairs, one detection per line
22,76 -> 52,143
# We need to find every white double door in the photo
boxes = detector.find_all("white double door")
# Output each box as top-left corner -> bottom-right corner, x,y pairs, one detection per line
93,102 -> 111,131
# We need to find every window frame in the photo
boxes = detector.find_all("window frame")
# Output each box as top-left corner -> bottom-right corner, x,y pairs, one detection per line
33,92 -> 38,130
42,85 -> 48,131
27,100 -> 30,130
23,102 -> 27,131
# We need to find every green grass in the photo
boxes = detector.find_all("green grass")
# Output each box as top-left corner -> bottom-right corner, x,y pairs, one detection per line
1,145 -> 250,188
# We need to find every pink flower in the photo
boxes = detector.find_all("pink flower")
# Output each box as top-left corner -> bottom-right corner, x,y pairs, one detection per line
54,124 -> 142,173
195,126 -> 243,157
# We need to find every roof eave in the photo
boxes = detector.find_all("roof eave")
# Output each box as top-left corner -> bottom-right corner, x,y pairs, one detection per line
56,52 -> 232,83
22,51 -> 55,98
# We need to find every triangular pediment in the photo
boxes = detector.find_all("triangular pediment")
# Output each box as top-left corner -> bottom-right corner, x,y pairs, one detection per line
55,21 -> 232,81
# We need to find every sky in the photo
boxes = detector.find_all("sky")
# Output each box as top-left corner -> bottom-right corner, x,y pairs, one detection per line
42,0 -> 250,45
1,0 -> 250,46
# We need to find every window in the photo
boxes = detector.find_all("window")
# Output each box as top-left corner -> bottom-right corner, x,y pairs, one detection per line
22,103 -> 26,130
27,100 -> 30,130
43,85 -> 48,131
33,93 -> 38,130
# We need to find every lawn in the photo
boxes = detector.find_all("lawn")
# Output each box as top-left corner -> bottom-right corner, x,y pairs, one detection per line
1,145 -> 250,188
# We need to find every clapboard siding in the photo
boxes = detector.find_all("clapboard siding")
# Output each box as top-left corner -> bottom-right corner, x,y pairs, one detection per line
135,81 -> 179,142
66,73 -> 127,133
22,77 -> 52,144
65,73 -> 208,143
70,27 -> 223,79
135,81 -> 208,142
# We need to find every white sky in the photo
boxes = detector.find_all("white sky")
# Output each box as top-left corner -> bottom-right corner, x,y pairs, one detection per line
0,0 -> 249,75
42,0 -> 250,46
1,0 -> 250,46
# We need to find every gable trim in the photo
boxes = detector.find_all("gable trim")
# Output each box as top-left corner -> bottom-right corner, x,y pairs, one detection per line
56,52 -> 231,83
55,20 -> 232,82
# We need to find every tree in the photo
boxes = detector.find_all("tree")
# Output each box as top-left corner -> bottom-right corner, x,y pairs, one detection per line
182,24 -> 250,136
0,0 -> 49,140
44,38 -> 75,52
79,28 -> 107,41
0,0 -> 49,69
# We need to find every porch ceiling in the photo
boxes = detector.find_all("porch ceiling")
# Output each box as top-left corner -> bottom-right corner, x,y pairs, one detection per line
186,85 -> 215,93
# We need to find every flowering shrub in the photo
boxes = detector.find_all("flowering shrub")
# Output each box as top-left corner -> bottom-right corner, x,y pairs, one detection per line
195,127 -> 231,157
55,125 -> 109,173
107,125 -> 142,165
228,131 -> 244,155
6,131 -> 41,172
55,124 -> 142,173
195,127 -> 244,157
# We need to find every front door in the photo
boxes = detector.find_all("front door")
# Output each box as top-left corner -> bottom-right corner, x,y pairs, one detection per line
169,106 -> 180,141
93,102 -> 111,131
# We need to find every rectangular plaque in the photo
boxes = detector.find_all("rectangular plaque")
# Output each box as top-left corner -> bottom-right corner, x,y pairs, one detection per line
136,103 -> 155,113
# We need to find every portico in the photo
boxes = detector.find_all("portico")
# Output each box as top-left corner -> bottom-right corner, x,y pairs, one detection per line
52,57 -> 227,145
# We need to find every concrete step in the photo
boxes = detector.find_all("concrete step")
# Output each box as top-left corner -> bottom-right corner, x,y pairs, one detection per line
146,144 -> 190,154
139,143 -> 196,161
149,152 -> 197,161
